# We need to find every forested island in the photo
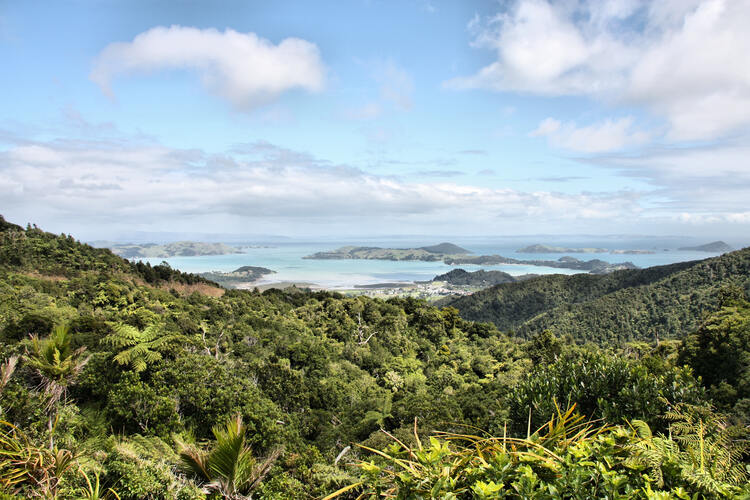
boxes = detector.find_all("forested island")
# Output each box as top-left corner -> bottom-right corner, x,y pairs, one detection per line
100,241 -> 243,258
303,242 -> 470,262
198,266 -> 276,288
1,215 -> 750,498
307,244 -> 638,274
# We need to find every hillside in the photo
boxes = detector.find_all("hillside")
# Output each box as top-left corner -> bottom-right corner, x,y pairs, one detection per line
0,215 -> 747,497
445,248 -> 750,343
432,268 -> 537,286
420,242 -> 470,254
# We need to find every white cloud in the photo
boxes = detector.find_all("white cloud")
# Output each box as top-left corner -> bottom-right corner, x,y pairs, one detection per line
0,135 -> 645,234
91,25 -> 325,110
531,117 -> 651,153
449,0 -> 750,141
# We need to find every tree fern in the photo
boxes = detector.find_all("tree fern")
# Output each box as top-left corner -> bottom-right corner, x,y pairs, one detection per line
103,324 -> 185,372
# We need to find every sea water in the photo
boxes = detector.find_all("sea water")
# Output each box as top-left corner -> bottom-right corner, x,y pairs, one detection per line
137,235 -> 738,289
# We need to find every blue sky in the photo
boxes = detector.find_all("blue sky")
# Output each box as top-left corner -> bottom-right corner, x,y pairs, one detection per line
1,0 -> 749,239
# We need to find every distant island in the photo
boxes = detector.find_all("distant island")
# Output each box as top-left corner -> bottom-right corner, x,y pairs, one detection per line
518,243 -> 655,255
305,243 -> 637,274
517,244 -> 609,254
431,269 -> 538,286
303,242 -> 470,262
678,241 -> 734,252
444,255 -> 637,274
199,266 -> 275,288
103,241 -> 243,258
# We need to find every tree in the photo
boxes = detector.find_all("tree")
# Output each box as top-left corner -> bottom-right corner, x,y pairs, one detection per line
24,325 -> 90,449
103,324 -> 185,373
177,414 -> 281,499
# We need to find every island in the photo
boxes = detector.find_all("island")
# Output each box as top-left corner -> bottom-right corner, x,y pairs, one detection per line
104,241 -> 243,258
305,243 -> 637,274
517,244 -> 609,254
444,255 -> 637,274
198,266 -> 275,288
303,242 -> 470,262
518,243 -> 655,255
678,241 -> 734,253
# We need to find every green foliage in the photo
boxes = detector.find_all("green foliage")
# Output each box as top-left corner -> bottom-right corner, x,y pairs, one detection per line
177,414 -> 281,499
447,250 -> 750,343
102,323 -> 186,372
509,348 -> 705,433
333,405 -> 750,499
0,216 -> 748,497
679,290 -> 750,421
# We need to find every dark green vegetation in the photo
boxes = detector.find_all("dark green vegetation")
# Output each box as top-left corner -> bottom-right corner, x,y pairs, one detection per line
199,266 -> 276,288
101,241 -> 242,258
679,241 -> 734,253
431,268 -> 537,287
0,215 -> 749,498
446,249 -> 750,343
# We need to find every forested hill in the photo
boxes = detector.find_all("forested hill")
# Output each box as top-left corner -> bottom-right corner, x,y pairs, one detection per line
445,247 -> 750,343
0,215 -> 219,290
2,215 -> 750,497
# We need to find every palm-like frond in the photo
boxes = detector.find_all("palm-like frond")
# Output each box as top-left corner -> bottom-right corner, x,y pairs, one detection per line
24,325 -> 90,409
177,415 -> 281,499
103,324 -> 185,372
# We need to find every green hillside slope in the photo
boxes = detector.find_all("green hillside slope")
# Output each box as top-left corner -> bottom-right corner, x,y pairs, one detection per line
446,248 -> 750,343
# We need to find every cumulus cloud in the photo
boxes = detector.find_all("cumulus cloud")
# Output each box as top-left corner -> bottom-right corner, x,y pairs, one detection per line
530,117 -> 651,153
449,0 -> 750,141
91,25 -> 325,110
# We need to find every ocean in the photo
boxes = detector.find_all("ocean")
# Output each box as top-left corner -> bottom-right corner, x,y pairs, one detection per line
136,235 -> 739,289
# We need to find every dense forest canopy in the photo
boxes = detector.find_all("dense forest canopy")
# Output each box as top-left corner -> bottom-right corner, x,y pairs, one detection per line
0,215 -> 749,498
445,250 -> 750,343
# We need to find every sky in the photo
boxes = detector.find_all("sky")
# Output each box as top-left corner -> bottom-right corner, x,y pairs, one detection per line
1,0 -> 749,239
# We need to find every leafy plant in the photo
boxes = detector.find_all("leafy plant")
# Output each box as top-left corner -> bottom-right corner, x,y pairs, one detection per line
177,414 -> 281,499
102,324 -> 185,373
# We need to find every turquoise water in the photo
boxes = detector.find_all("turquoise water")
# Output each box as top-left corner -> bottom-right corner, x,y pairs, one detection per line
139,237 -> 733,289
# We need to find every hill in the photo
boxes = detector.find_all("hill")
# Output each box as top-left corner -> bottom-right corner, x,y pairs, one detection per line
444,249 -> 750,343
432,268 -> 537,286
199,266 -> 275,288
679,240 -> 734,252
420,242 -> 470,254
0,214 -> 745,497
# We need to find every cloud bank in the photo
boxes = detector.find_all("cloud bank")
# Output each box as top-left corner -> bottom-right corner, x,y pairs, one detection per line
91,25 -> 325,110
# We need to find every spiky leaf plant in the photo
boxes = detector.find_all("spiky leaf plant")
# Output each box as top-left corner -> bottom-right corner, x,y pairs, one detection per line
177,414 -> 281,500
